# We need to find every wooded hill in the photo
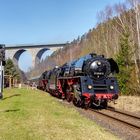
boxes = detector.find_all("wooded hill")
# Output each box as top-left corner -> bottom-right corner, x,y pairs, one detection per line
27,0 -> 140,95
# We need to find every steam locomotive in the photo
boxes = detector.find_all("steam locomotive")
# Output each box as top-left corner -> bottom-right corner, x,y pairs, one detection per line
32,53 -> 119,108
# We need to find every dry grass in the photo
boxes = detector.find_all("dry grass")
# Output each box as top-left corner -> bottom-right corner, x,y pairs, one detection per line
0,88 -> 120,140
109,95 -> 140,114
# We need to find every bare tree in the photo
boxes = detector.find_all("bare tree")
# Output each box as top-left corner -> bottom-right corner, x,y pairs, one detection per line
127,0 -> 140,85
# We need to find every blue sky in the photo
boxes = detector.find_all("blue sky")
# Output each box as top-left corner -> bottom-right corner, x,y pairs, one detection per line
0,0 -> 125,71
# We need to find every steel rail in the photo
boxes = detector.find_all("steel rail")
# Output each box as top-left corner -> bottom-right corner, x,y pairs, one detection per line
107,106 -> 140,120
89,108 -> 140,130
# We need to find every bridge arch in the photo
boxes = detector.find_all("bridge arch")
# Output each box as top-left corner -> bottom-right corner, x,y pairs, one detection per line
35,48 -> 50,64
13,49 -> 27,66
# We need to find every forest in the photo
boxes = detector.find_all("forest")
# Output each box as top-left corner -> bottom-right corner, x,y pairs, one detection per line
26,0 -> 140,95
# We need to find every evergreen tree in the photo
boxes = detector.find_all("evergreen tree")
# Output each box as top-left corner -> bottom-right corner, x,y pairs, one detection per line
5,58 -> 20,81
116,27 -> 132,95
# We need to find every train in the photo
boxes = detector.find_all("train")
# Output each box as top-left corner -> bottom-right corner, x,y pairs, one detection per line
30,53 -> 119,108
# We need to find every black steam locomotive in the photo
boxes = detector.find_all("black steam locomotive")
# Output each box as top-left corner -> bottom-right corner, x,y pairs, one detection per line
33,53 -> 119,108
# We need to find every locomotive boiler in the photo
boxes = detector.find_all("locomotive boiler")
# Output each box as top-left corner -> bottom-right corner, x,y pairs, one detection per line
45,53 -> 119,108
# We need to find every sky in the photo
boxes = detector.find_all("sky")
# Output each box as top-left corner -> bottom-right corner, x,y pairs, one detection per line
0,0 -> 126,71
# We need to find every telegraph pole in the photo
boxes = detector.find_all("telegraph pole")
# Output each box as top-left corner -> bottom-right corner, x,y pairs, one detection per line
0,44 -> 5,99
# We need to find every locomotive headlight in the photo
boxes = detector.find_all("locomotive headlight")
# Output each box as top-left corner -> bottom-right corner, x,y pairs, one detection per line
110,85 -> 114,90
97,61 -> 101,66
88,85 -> 92,89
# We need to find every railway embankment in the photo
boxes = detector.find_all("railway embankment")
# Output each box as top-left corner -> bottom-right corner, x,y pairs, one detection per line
108,96 -> 140,116
0,88 -> 119,140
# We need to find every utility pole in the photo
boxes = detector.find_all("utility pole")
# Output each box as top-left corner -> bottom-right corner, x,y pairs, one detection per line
0,61 -> 3,98
0,44 -> 5,99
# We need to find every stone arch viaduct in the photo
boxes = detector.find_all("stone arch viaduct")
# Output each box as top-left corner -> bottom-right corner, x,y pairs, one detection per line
5,43 -> 66,68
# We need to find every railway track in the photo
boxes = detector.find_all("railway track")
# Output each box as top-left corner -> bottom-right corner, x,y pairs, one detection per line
62,99 -> 140,130
89,107 -> 140,130
107,106 -> 140,120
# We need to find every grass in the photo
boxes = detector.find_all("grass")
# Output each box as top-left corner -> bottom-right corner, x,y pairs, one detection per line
0,88 -> 120,140
109,95 -> 140,114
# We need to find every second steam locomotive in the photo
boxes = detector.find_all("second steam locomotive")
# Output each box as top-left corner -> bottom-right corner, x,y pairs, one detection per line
32,53 -> 119,108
